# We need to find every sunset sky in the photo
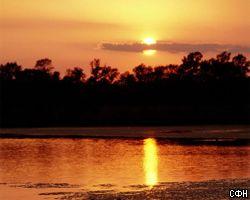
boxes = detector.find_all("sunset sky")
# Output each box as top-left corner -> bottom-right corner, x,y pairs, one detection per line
1,0 -> 250,73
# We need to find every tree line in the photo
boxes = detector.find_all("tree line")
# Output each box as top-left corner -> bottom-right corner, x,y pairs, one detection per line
0,51 -> 249,84
0,51 -> 249,127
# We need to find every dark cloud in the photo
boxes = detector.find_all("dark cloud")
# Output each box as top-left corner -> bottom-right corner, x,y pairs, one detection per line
101,42 -> 250,53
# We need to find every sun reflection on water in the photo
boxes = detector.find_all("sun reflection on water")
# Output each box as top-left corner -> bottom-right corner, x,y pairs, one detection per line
143,49 -> 157,56
143,138 -> 158,188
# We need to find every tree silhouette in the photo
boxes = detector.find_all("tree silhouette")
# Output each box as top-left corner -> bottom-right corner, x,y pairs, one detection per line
1,52 -> 249,83
154,64 -> 178,80
89,59 -> 119,84
64,67 -> 86,83
178,52 -> 203,79
205,51 -> 249,79
153,66 -> 168,80
118,71 -> 136,86
232,54 -> 250,77
216,51 -> 231,63
133,64 -> 153,82
0,62 -> 21,80
35,58 -> 53,72
51,71 -> 60,81
0,52 -> 249,127
16,68 -> 52,81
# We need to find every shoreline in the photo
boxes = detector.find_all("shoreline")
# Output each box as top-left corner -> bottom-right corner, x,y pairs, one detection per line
1,126 -> 250,145
1,178 -> 249,200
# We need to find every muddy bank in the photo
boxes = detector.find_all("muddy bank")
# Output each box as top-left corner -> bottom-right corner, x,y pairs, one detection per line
1,179 -> 249,200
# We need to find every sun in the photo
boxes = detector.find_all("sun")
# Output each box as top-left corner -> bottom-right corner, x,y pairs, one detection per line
143,37 -> 156,45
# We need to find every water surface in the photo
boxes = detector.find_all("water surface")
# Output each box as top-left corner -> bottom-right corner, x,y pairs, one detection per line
0,138 -> 249,187
0,135 -> 250,199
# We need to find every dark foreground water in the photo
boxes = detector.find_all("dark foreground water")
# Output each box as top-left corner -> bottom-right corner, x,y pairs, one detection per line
0,135 -> 249,199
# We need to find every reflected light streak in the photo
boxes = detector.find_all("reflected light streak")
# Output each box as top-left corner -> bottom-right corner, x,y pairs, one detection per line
143,49 -> 157,56
143,138 -> 158,188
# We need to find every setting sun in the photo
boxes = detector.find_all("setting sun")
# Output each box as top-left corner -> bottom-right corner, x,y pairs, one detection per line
143,38 -> 156,45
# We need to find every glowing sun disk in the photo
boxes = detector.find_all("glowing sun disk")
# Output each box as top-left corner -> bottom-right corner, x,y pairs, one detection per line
143,37 -> 156,45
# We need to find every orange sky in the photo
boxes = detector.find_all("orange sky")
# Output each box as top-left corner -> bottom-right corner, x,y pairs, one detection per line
1,0 -> 250,73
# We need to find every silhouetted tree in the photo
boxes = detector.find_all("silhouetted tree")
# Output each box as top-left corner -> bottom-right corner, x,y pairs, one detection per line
89,59 -> 119,84
1,52 -> 250,127
0,62 -> 22,80
199,59 -> 215,81
214,51 -> 234,79
216,51 -> 231,63
51,71 -> 61,81
232,54 -> 250,77
16,68 -> 52,81
64,67 -> 85,83
133,64 -> 153,82
35,58 -> 53,72
210,51 -> 245,79
178,52 -> 203,79
11,58 -> 55,81
118,71 -> 136,86
154,64 -> 178,80
198,52 -> 250,80
153,66 -> 168,80
89,59 -> 101,82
